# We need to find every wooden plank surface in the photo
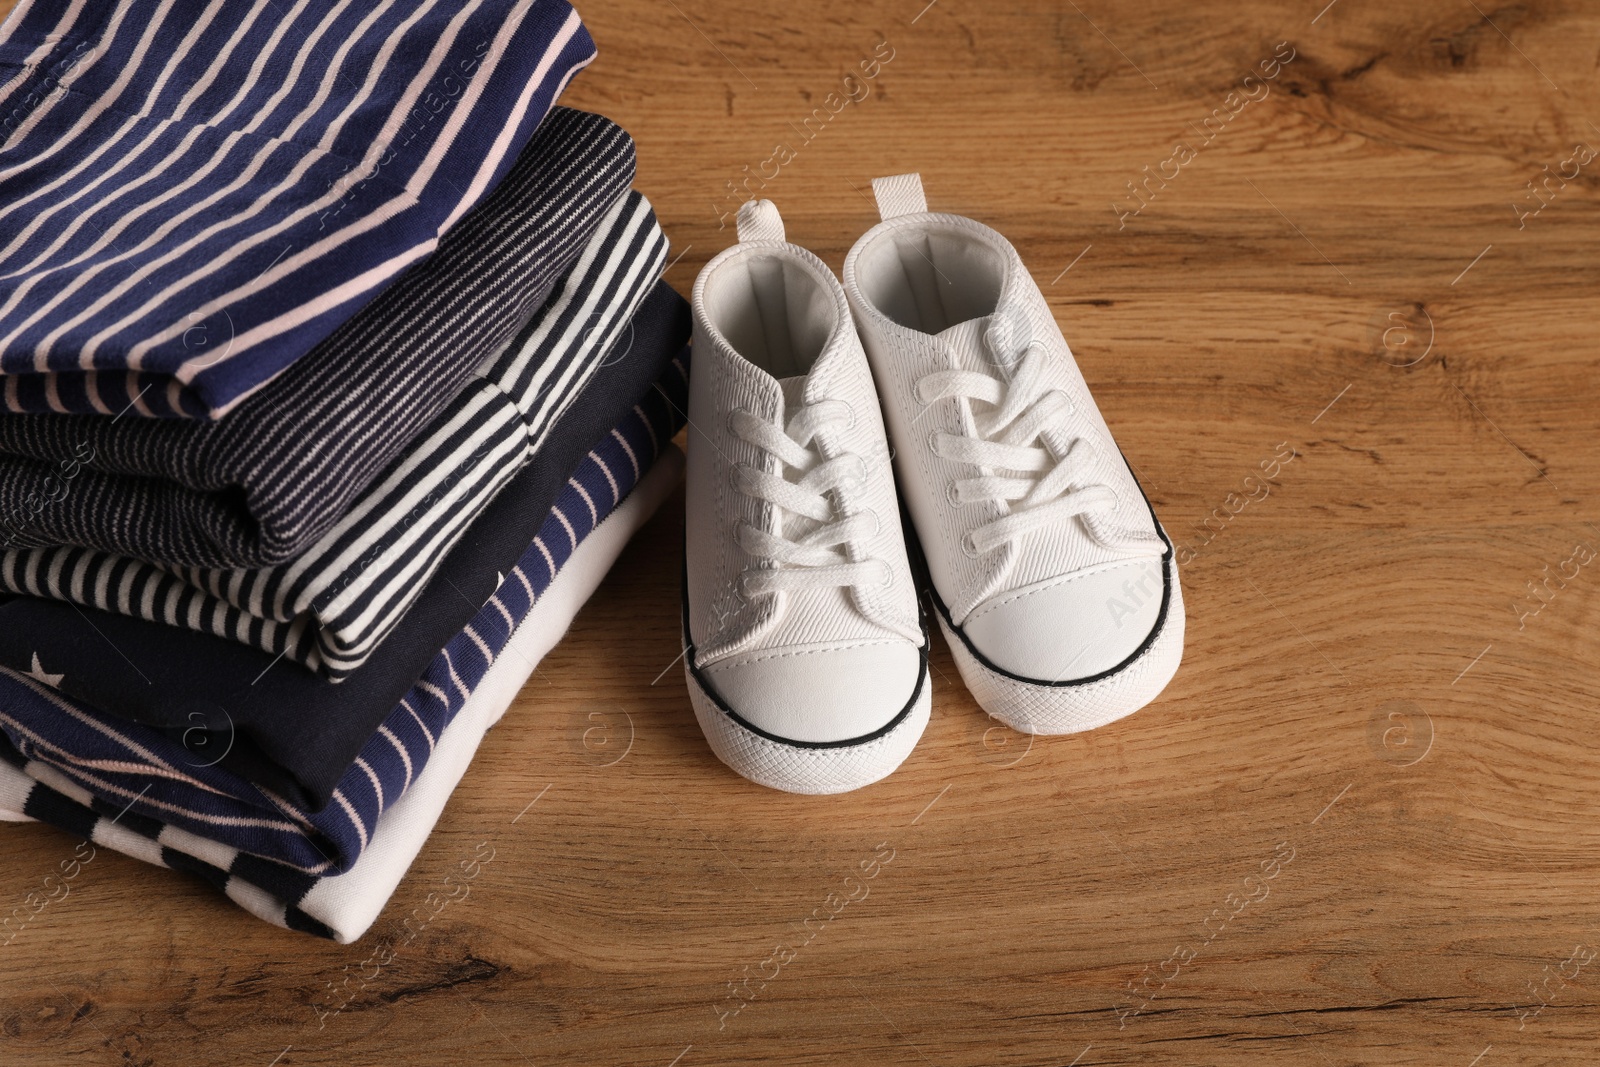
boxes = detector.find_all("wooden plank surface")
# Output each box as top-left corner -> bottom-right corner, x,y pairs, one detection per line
3,1 -> 1599,1063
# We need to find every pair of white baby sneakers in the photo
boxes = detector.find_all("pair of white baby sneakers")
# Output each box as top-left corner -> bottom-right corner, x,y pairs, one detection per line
682,174 -> 1184,794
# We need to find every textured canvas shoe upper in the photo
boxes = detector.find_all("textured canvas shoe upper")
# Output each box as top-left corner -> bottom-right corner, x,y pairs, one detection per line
843,174 -> 1171,685
685,200 -> 923,746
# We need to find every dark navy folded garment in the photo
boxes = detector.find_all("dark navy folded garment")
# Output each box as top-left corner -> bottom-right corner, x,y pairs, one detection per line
0,282 -> 690,813
0,440 -> 682,941
0,107 -> 636,569
0,381 -> 683,874
0,0 -> 595,419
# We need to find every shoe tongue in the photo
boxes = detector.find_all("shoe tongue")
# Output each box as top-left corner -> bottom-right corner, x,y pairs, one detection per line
774,374 -> 821,545
777,374 -> 808,421
761,373 -> 886,651
938,296 -> 1034,371
935,315 -> 994,372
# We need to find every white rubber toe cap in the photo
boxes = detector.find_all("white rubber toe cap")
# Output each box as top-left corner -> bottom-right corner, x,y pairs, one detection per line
699,640 -> 922,744
959,557 -> 1167,682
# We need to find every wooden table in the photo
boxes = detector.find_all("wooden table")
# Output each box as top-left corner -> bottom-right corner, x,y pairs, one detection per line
4,1 -> 1598,1063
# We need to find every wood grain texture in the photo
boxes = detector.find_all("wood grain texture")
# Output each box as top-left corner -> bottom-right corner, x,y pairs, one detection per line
2,1 -> 1598,1064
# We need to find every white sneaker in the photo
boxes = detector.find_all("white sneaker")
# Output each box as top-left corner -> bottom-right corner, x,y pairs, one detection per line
682,199 -> 931,794
842,173 -> 1184,735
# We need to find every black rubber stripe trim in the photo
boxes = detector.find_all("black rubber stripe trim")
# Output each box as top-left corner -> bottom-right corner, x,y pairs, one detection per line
913,448 -> 1175,689
680,558 -> 930,750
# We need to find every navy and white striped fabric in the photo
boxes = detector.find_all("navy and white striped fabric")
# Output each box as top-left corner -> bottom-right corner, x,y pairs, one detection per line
0,278 -> 691,811
0,107 -> 637,569
0,360 -> 687,875
0,191 -> 669,681
0,0 -> 595,419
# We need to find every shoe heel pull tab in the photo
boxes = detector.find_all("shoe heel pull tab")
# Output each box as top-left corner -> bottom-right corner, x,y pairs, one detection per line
872,173 -> 927,220
736,200 -> 786,244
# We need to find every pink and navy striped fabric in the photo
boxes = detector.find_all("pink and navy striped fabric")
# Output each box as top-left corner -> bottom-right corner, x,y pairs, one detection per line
0,352 -> 687,876
0,108 -> 640,570
0,0 -> 595,419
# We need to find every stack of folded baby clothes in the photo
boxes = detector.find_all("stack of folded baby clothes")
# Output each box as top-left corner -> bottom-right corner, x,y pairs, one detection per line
0,0 -> 688,942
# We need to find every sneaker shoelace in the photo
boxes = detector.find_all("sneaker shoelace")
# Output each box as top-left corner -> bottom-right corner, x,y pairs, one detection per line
917,338 -> 1145,556
729,400 -> 886,596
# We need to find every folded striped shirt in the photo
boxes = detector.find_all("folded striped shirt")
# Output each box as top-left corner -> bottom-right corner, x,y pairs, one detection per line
0,383 -> 685,874
0,300 -> 690,812
0,0 -> 596,420
0,107 -> 636,568
0,445 -> 684,942
0,193 -> 670,680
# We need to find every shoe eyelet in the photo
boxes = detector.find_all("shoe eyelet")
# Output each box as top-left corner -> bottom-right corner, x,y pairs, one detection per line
960,531 -> 983,558
876,559 -> 894,588
945,482 -> 962,507
926,430 -> 942,456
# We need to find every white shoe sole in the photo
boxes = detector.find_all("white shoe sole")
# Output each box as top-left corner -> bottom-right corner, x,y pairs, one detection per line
682,639 -> 932,795
935,546 -> 1185,735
